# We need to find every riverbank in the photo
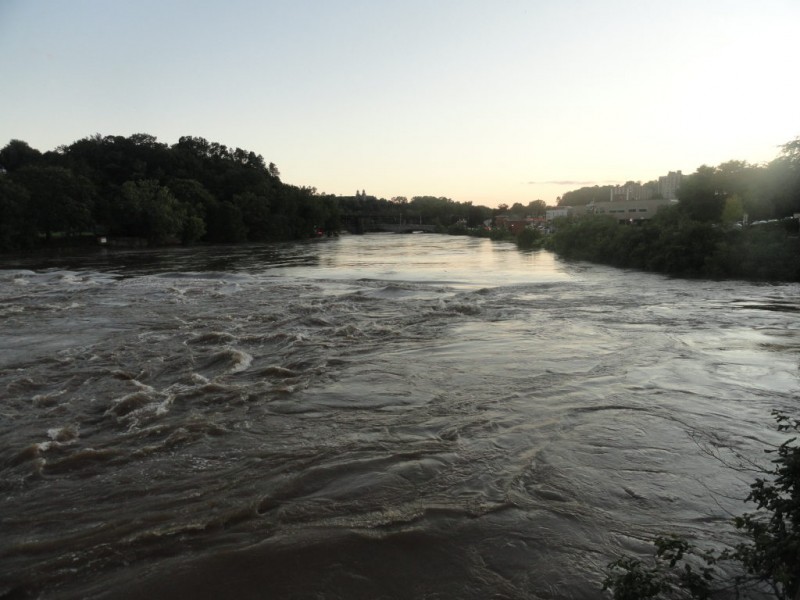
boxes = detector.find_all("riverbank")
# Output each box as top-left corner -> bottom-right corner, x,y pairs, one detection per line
546,209 -> 800,281
448,205 -> 799,282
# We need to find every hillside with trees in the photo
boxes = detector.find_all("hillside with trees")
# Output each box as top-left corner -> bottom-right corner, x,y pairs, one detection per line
4,133 -> 799,282
558,185 -> 616,207
0,134 -> 344,250
548,138 -> 800,281
0,134 -> 501,252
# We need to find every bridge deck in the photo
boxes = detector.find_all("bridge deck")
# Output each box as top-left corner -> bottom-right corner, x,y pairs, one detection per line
374,223 -> 436,233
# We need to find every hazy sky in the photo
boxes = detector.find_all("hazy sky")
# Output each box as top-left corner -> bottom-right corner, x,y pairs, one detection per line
2,0 -> 799,207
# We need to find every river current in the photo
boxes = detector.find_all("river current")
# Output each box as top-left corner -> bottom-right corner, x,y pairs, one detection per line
1,234 -> 798,599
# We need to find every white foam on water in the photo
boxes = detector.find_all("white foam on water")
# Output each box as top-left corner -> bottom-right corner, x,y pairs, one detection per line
227,348 -> 253,374
35,441 -> 52,452
155,393 -> 175,416
3,235 -> 799,600
0,304 -> 24,316
47,425 -> 79,444
131,380 -> 156,393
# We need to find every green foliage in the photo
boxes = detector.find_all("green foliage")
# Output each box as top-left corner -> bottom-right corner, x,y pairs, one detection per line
678,165 -> 726,222
117,180 -> 186,244
334,193 -> 488,234
766,138 -> 800,218
555,139 -> 800,222
10,165 -> 95,240
528,199 -> 547,216
208,202 -> 248,243
488,227 -> 514,241
408,195 -> 462,227
0,139 -> 42,171
548,215 -> 622,262
0,133 -> 349,248
447,223 -> 468,236
705,223 -> 800,281
3,133 -> 799,254
548,206 -> 800,281
732,413 -> 800,599
721,195 -> 745,225
603,412 -> 800,599
233,191 -> 271,240
516,227 -> 544,249
0,178 -> 35,251
467,204 -> 493,227
603,536 -> 717,600
559,185 -> 614,207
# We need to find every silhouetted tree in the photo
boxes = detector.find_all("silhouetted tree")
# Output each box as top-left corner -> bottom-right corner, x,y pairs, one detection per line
678,165 -> 726,222
0,140 -> 42,172
0,178 -> 34,250
527,199 -> 547,215
10,165 -> 95,241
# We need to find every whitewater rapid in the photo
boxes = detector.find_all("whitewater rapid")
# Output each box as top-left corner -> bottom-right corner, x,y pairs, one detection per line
1,235 -> 797,599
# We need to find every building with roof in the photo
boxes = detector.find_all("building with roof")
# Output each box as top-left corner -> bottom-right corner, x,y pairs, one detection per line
586,198 -> 676,222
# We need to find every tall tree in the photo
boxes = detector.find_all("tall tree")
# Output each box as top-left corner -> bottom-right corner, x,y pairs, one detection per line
117,179 -> 190,244
766,137 -> 800,217
0,178 -> 34,250
11,165 -> 95,240
678,165 -> 726,222
0,140 -> 42,172
233,191 -> 271,240
527,199 -> 547,216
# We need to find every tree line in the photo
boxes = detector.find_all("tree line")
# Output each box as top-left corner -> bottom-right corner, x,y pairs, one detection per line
0,133 -> 342,250
338,194 -> 494,230
547,138 -> 800,281
4,132 -> 798,281
0,134 -> 505,252
556,140 -> 800,222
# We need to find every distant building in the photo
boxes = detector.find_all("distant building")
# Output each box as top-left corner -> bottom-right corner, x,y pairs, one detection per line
610,181 -> 656,202
608,171 -> 683,203
545,207 -> 571,222
495,213 -> 527,234
495,214 -> 546,234
586,198 -> 675,221
658,171 -> 683,199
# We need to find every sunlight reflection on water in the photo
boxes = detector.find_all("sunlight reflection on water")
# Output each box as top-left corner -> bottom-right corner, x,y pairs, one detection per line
0,234 -> 797,599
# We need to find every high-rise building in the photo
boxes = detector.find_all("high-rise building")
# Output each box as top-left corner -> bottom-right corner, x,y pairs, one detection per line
658,171 -> 683,199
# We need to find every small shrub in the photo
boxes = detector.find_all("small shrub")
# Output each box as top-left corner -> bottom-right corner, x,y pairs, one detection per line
516,227 -> 543,249
603,412 -> 800,599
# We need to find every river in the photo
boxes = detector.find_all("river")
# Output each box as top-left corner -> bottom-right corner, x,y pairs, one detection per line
1,234 -> 797,599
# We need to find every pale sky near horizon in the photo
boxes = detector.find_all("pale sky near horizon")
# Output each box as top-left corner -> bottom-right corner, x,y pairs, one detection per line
2,0 -> 799,207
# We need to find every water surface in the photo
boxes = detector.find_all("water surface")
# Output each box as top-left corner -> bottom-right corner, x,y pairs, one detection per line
1,234 -> 797,599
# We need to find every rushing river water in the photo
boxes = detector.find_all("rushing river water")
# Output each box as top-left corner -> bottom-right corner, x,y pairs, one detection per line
1,234 -> 798,599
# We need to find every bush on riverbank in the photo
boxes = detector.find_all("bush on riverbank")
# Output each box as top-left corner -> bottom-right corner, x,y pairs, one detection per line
603,412 -> 800,599
446,222 -> 545,248
548,137 -> 800,282
515,227 -> 545,249
446,223 -> 517,242
547,207 -> 800,281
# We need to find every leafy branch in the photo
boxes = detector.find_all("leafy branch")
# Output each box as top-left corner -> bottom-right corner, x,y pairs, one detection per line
603,411 -> 799,600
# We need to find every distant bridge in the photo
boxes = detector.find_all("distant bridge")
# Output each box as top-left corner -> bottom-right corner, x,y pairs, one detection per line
372,223 -> 436,233
340,214 -> 437,234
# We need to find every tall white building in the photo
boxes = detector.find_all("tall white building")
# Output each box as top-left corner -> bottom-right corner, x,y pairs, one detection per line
658,171 -> 683,199
609,171 -> 683,203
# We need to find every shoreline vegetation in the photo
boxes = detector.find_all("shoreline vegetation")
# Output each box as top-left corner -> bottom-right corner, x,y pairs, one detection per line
604,412 -> 800,600
1,134 -> 798,281
2,135 -> 798,598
